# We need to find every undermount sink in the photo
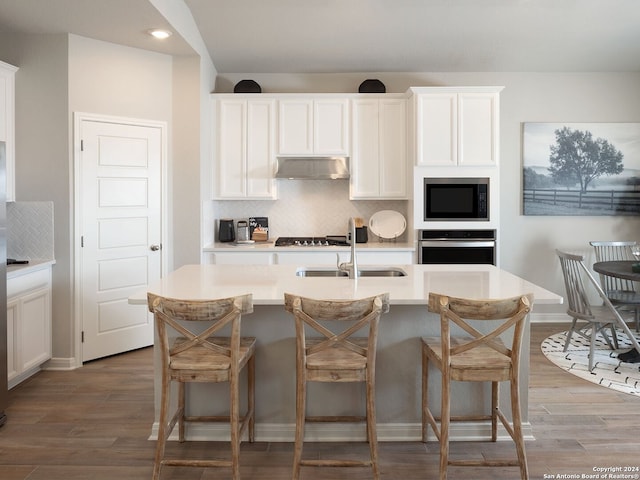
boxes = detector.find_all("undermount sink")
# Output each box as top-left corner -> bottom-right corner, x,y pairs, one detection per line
295,267 -> 407,278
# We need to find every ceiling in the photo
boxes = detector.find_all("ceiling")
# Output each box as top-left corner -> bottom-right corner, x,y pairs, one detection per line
0,0 -> 639,74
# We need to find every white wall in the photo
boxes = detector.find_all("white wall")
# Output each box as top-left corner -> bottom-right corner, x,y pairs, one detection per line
1,31 -> 207,364
214,72 -> 640,314
0,33 -> 74,362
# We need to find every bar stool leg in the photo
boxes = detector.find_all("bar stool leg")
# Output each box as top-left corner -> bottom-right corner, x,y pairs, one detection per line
421,344 -> 429,443
248,355 -> 255,442
292,375 -> 306,480
153,375 -> 171,480
491,382 -> 498,442
366,371 -> 380,479
230,369 -> 240,480
511,377 -> 529,480
439,372 -> 450,480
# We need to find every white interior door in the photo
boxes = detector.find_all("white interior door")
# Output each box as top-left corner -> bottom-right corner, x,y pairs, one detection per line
78,117 -> 163,362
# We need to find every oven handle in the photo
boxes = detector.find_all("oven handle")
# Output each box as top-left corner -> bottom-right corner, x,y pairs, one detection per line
420,240 -> 496,248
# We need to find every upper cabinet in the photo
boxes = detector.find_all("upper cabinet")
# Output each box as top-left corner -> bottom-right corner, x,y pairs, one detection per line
350,96 -> 408,199
0,61 -> 18,201
213,96 -> 277,199
411,87 -> 502,167
278,97 -> 349,155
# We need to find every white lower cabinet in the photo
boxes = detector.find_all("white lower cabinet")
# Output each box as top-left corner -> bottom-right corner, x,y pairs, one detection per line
357,251 -> 414,264
7,266 -> 53,388
209,252 -> 274,265
276,250 -> 413,265
275,252 -> 348,266
205,249 -> 414,266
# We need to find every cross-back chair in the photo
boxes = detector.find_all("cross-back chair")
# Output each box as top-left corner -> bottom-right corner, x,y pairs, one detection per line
148,292 -> 256,480
284,292 -> 390,480
590,240 -> 640,332
421,292 -> 533,480
556,249 -> 622,371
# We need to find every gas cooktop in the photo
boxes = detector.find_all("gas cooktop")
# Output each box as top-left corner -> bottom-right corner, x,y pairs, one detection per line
275,236 -> 349,247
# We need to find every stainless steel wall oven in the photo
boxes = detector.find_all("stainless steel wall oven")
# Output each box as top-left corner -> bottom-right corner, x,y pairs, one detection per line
418,229 -> 496,265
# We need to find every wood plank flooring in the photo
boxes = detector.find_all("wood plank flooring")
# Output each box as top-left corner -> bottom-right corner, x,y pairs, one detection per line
1,322 -> 638,479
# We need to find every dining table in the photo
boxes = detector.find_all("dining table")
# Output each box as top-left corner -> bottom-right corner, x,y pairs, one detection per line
592,260 -> 640,354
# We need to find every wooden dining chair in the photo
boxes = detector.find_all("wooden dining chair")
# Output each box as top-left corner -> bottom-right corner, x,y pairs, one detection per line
557,250 -> 620,371
148,293 -> 256,480
284,292 -> 390,480
422,292 -> 533,480
590,241 -> 640,332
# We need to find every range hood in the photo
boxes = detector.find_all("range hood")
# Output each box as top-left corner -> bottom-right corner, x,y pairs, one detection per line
275,156 -> 349,180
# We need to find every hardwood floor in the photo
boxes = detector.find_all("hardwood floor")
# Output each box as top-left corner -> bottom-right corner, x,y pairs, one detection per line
1,322 -> 638,479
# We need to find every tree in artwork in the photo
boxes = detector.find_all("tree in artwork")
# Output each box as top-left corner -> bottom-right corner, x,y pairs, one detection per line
547,126 -> 624,192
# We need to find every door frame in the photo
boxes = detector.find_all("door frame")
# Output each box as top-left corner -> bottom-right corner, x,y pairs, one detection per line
72,112 -> 169,367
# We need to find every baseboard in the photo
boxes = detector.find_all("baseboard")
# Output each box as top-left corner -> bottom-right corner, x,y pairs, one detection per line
530,312 -> 568,324
41,357 -> 77,371
148,421 -> 534,443
8,366 -> 42,389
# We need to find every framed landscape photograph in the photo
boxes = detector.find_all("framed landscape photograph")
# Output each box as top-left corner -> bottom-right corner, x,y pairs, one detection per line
522,122 -> 640,216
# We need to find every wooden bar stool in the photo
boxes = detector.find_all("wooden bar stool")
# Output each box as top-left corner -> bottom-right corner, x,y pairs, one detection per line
284,292 -> 389,480
148,293 -> 256,480
421,292 -> 533,480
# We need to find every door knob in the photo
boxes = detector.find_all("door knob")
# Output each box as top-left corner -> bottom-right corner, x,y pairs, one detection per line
150,244 -> 161,251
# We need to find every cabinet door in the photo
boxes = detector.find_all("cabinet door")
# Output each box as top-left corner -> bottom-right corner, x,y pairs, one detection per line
278,99 -> 313,154
216,100 -> 247,198
216,98 -> 276,199
19,287 -> 52,373
6,299 -> 18,382
275,251 -> 348,266
458,93 -> 497,166
379,98 -> 407,198
357,251 -> 414,265
246,99 -> 276,198
212,252 -> 274,265
415,93 -> 457,166
314,98 -> 349,154
350,99 -> 380,198
351,98 -> 407,199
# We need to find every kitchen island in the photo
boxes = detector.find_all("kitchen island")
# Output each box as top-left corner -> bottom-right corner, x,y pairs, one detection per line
130,263 -> 561,442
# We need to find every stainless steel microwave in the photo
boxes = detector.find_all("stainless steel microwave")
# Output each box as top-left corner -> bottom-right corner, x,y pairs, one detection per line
423,177 -> 489,221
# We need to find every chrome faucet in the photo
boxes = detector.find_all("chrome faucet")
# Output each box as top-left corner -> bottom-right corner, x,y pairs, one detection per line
338,217 -> 358,279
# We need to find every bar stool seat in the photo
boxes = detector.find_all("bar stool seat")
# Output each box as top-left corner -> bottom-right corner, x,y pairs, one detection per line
148,293 -> 256,480
284,292 -> 389,480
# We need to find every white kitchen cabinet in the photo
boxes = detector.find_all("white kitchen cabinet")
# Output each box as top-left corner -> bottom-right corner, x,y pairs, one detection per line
209,251 -> 274,265
0,60 -> 18,201
7,266 -> 53,389
351,97 -> 407,199
213,96 -> 277,199
275,250 -> 413,266
278,97 -> 349,155
275,251 -> 349,266
412,87 -> 502,167
357,251 -> 414,265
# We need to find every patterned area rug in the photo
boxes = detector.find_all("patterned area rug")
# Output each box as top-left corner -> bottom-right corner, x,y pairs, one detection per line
541,327 -> 640,396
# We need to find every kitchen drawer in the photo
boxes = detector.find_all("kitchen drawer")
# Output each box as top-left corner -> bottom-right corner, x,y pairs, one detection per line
8,267 -> 52,299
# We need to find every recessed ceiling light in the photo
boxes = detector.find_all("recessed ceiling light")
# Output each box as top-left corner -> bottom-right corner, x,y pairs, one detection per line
148,29 -> 172,40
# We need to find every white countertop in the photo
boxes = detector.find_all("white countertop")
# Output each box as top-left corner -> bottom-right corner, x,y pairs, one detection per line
130,263 -> 562,307
7,259 -> 56,279
204,241 -> 415,252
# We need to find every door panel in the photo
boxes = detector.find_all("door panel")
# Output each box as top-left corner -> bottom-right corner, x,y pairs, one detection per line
79,119 -> 162,362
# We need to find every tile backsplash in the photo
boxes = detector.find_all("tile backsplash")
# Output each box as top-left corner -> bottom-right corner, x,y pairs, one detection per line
212,180 -> 409,242
7,201 -> 54,260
